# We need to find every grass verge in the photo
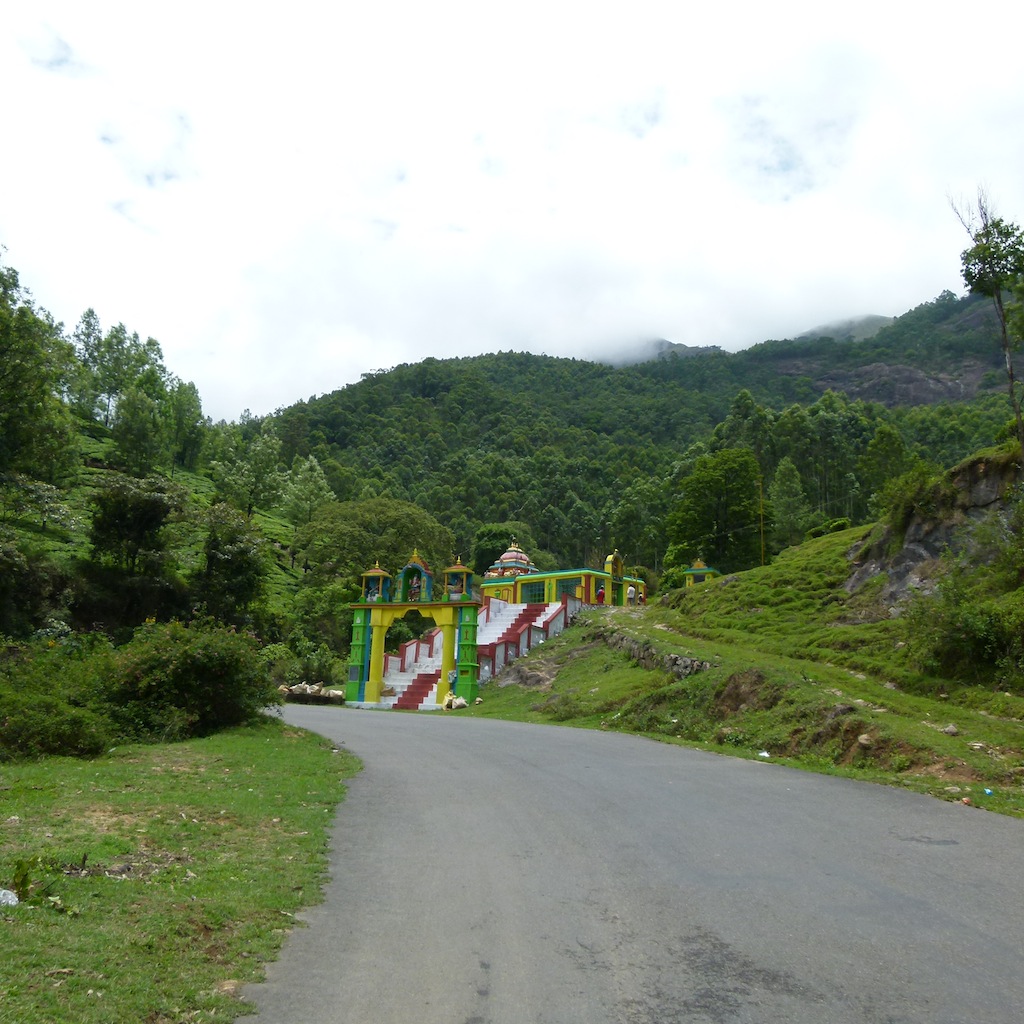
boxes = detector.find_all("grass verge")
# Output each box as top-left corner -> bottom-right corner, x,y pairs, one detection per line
0,718 -> 359,1024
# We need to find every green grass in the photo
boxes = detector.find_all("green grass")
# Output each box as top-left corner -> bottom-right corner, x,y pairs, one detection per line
0,719 -> 359,1024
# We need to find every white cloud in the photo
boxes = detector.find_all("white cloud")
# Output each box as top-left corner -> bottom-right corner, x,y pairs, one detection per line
3,1 -> 1024,421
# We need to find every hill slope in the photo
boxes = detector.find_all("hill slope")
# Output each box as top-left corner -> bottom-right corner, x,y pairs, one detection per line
465,451 -> 1024,816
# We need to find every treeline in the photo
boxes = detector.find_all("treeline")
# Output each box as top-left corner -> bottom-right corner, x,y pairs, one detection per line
0,252 -> 1018,692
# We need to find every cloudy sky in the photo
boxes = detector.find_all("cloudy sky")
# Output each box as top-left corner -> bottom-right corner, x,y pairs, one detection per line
4,2 -> 1024,422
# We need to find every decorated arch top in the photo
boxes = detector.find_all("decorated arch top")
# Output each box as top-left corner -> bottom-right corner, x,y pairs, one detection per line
397,548 -> 433,601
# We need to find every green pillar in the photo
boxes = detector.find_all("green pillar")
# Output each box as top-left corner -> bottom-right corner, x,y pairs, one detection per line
455,602 -> 479,703
347,608 -> 368,702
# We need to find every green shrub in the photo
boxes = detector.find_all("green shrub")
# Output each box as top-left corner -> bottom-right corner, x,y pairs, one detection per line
0,689 -> 112,760
259,642 -> 302,688
105,619 -> 281,741
288,633 -> 342,686
0,537 -> 66,637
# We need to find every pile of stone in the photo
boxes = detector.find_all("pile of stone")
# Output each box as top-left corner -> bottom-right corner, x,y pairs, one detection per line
279,682 -> 346,704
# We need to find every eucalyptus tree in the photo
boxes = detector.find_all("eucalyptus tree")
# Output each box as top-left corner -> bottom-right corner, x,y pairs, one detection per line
956,191 -> 1024,456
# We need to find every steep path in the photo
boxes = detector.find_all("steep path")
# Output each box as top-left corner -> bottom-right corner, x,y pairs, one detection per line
240,707 -> 1024,1024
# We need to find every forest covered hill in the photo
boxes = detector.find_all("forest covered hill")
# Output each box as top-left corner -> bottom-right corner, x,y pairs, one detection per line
3,247 -> 1024,766
268,288 -> 1013,570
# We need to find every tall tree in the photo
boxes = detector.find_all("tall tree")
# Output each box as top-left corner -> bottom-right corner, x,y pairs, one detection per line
192,503 -> 268,623
166,378 -> 207,475
69,307 -> 103,418
112,385 -> 170,476
609,477 -> 670,570
211,430 -> 286,518
283,455 -> 336,529
77,319 -> 168,426
768,456 -> 810,549
0,261 -> 77,480
956,190 -> 1024,456
666,447 -> 764,573
296,497 -> 454,586
89,474 -> 187,576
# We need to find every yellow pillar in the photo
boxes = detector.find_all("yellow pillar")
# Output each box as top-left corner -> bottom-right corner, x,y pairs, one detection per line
439,621 -> 457,693
366,619 -> 387,704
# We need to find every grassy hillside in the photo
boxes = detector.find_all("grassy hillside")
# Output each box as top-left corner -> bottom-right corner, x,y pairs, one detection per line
464,527 -> 1024,818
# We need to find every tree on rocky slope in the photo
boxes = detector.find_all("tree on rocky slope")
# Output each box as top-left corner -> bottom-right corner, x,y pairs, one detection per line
956,191 -> 1024,457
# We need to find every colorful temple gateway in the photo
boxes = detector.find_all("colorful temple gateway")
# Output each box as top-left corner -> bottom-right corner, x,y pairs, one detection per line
346,541 -> 647,710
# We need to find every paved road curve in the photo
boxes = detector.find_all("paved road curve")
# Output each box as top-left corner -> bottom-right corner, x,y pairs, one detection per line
239,707 -> 1024,1024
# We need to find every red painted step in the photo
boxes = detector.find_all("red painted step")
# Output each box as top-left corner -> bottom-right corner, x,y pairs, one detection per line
496,606 -> 543,644
393,670 -> 441,710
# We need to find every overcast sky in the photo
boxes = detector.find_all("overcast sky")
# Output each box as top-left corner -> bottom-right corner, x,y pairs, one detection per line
4,2 -> 1024,423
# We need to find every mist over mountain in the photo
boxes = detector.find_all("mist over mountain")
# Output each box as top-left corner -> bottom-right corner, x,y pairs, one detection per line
796,314 -> 896,343
602,338 -> 723,367
588,313 -> 895,371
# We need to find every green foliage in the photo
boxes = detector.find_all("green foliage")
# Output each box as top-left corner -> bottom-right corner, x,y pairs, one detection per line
0,537 -> 67,637
111,384 -> 169,476
192,502 -> 269,623
960,211 -> 1024,299
903,487 -> 1024,691
768,456 -> 810,549
0,618 -> 280,759
957,193 -> 1024,452
666,447 -> 765,572
0,262 -> 78,481
290,580 -> 357,654
103,619 -> 280,741
210,428 -> 286,518
286,633 -> 343,685
282,454 -> 336,528
89,473 -> 188,576
73,315 -> 169,429
259,641 -> 303,687
296,496 -> 454,586
805,517 -> 852,539
876,463 -> 952,544
166,377 -> 206,474
471,520 -> 540,575
0,689 -> 113,761
0,632 -> 117,759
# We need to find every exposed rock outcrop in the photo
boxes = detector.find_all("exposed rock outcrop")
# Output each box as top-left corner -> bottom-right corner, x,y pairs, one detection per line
845,450 -> 1022,606
584,623 -> 711,679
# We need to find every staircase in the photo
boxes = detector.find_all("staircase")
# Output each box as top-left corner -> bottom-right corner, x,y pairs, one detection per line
374,597 -> 578,706
393,669 -> 442,710
495,606 -> 543,644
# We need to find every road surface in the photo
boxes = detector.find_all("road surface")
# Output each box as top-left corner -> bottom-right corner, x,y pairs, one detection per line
239,706 -> 1024,1024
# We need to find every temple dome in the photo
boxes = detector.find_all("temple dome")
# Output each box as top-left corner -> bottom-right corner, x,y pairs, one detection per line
483,540 -> 538,578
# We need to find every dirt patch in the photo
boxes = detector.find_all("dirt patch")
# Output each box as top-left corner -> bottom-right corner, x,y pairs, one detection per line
53,805 -> 149,832
494,641 -> 605,691
495,659 -> 558,690
913,760 -> 984,783
714,670 -> 781,715
61,845 -> 194,880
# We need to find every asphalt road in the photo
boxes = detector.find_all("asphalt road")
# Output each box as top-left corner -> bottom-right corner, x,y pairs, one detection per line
239,706 -> 1024,1024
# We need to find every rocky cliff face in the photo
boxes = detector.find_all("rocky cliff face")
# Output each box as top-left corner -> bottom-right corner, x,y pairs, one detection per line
845,450 -> 1022,607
